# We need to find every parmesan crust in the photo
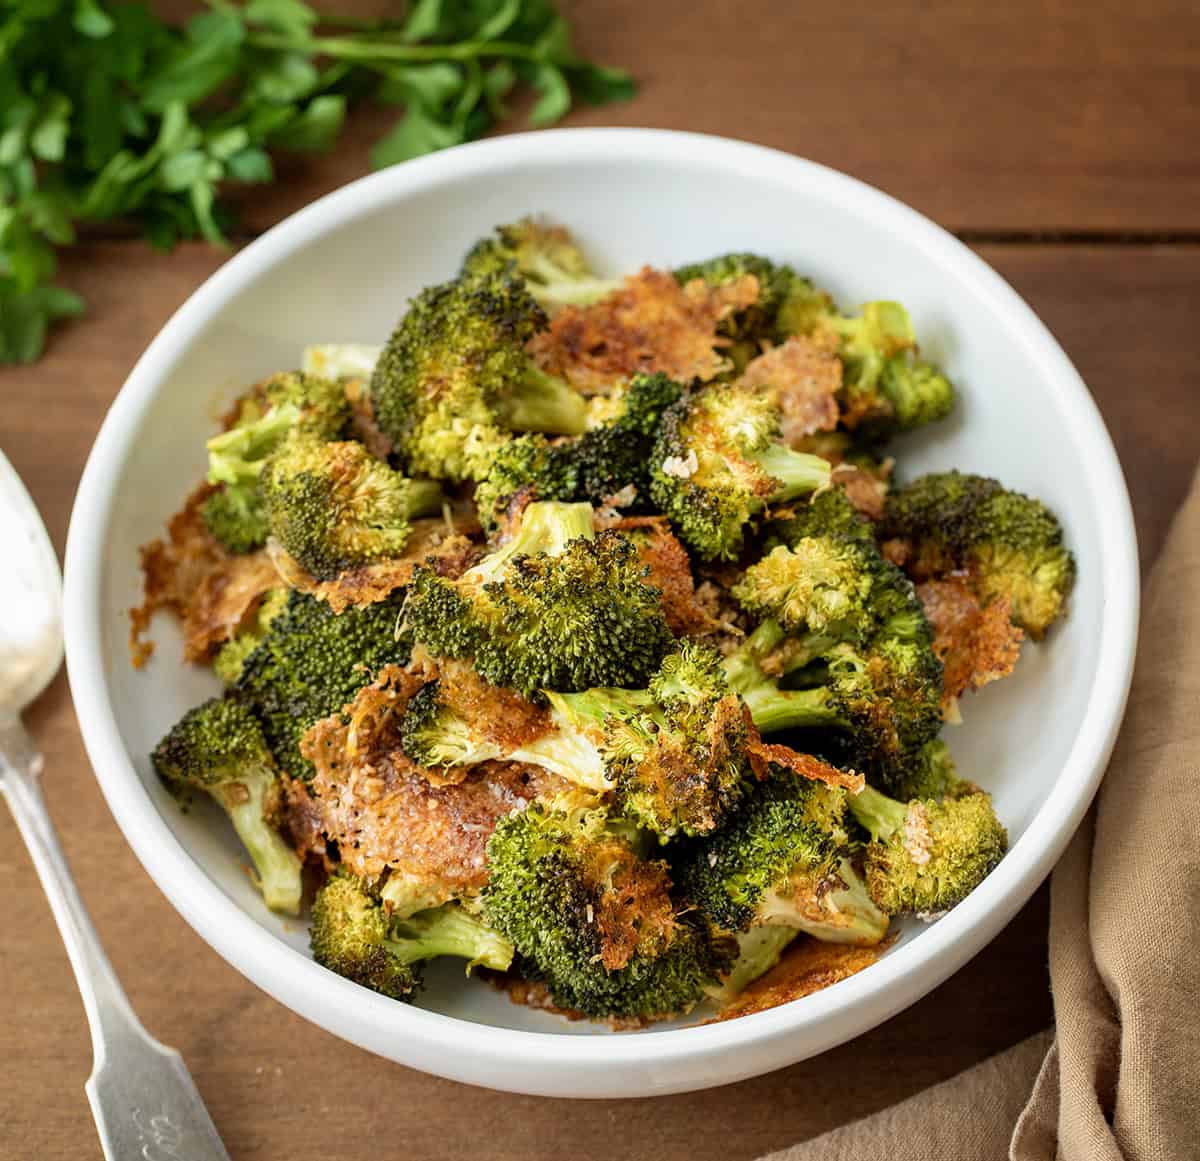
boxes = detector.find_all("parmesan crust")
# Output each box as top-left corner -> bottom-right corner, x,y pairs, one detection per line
917,578 -> 1024,715
735,334 -> 841,446
301,666 -> 571,885
527,267 -> 758,394
707,936 -> 890,1023
607,515 -> 720,637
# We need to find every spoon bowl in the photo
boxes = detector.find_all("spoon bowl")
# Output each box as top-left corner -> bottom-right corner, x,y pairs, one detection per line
0,450 -> 63,716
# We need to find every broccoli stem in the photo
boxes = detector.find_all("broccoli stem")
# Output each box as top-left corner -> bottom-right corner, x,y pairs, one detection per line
467,500 -> 594,586
846,784 -> 909,842
541,688 -> 656,790
759,858 -> 889,945
706,926 -> 798,1004
405,478 -> 446,519
721,619 -> 786,687
509,726 -> 611,790
531,275 -> 621,309
499,365 -> 589,436
206,405 -> 299,485
739,684 -> 840,734
389,905 -> 515,971
752,445 -> 833,503
379,874 -> 455,921
722,619 -> 846,734
217,769 -> 303,916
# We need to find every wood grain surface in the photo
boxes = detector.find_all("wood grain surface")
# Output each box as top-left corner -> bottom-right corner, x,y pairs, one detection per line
2,4 -> 1200,1155
220,0 -> 1200,236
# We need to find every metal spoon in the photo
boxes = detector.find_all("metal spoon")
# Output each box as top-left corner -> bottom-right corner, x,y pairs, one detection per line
0,450 -> 230,1161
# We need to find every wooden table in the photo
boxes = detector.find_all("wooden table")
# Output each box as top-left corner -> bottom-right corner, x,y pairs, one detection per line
3,2 -> 1198,1156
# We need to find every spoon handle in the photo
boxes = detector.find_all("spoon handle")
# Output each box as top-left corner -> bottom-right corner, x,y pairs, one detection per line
0,716 -> 230,1161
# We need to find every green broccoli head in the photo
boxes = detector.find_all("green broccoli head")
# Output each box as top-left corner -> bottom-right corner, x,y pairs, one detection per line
569,372 -> 686,507
235,589 -> 410,780
733,539 -> 877,643
720,620 -> 943,785
260,434 -> 442,581
474,374 -> 686,534
733,535 -> 931,649
201,485 -> 271,555
201,372 -> 350,552
649,385 -> 832,561
369,272 -> 588,482
152,697 -> 302,915
404,501 -> 673,697
310,872 -> 422,1000
884,737 -> 961,802
848,784 -> 1007,914
461,219 -> 619,310
766,293 -> 954,440
673,253 -> 832,354
768,486 -> 875,546
472,433 -> 579,534
213,587 -> 289,685
483,805 -> 732,1020
310,873 -> 515,1002
878,358 -> 956,433
820,636 -> 945,773
673,768 -> 888,945
399,681 -> 489,770
549,642 -> 758,839
883,471 -> 1075,636
799,300 -> 952,438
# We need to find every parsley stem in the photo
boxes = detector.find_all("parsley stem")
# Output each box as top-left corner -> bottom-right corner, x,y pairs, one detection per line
244,31 -> 542,64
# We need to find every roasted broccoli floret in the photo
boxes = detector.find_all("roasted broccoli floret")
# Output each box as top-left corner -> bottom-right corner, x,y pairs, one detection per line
569,372 -> 685,507
235,589 -> 409,779
461,219 -> 619,310
403,501 -> 673,696
152,697 -> 302,915
886,737 -> 961,802
548,642 -> 761,838
310,873 -> 514,1001
823,302 -> 952,436
402,642 -> 766,837
260,434 -> 442,581
369,272 -> 589,482
673,253 -> 831,354
847,784 -> 1008,915
471,434 -> 576,534
649,385 -> 832,560
400,679 -> 610,791
674,768 -> 888,945
483,805 -> 732,1020
201,485 -> 270,555
721,620 -> 943,786
882,471 -> 1075,637
473,373 -> 685,532
772,298 -> 955,440
768,486 -> 875,546
732,535 -> 930,651
213,588 -> 289,685
202,372 -> 350,552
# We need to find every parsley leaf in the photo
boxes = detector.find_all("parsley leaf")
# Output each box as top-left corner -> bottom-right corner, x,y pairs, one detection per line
0,0 -> 635,363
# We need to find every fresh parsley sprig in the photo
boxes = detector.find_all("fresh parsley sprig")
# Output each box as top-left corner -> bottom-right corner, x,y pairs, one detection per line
0,0 -> 634,363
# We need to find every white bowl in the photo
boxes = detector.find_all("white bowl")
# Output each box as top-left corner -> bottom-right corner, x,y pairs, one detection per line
63,129 -> 1139,1098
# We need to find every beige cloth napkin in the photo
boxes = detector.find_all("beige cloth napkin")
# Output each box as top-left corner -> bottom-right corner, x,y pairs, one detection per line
762,468 -> 1200,1161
